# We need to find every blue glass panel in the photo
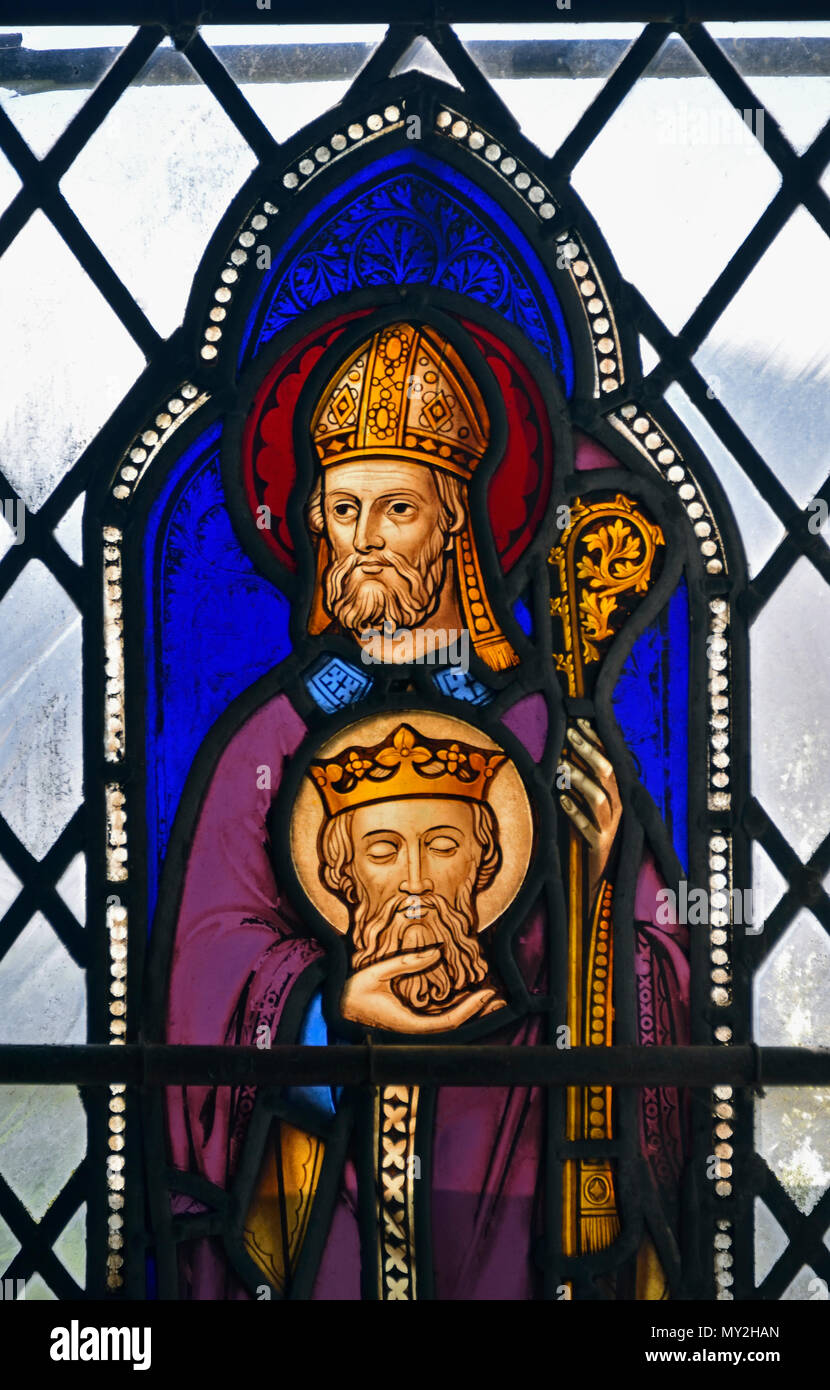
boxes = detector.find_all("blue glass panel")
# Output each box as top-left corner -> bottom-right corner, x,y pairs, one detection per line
144,423 -> 292,925
512,593 -> 534,637
304,654 -> 373,712
285,990 -> 337,1118
241,151 -> 573,394
611,580 -> 689,871
433,666 -> 493,705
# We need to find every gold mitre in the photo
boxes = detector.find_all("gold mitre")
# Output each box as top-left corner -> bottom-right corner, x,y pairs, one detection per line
309,722 -> 506,818
310,321 -> 489,479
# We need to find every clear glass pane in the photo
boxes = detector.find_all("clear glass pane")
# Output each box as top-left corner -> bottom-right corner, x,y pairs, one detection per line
53,493 -> 84,567
756,1088 -> 830,1215
755,909 -> 830,1046
572,35 -> 780,333
392,35 -> 461,85
0,147 -> 21,213
0,562 -> 82,860
0,855 -> 21,920
0,913 -> 85,1045
694,207 -> 830,511
664,382 -> 786,578
0,1085 -> 86,1221
60,41 -> 258,339
0,32 -> 133,158
20,1272 -> 57,1300
456,23 -> 644,158
751,840 -> 788,928
751,557 -> 830,863
781,1264 -> 822,1299
201,24 -> 386,144
53,1202 -> 86,1287
0,211 -> 143,511
754,1196 -> 788,1285
707,21 -> 830,155
56,853 -> 86,926
0,1211 -> 20,1277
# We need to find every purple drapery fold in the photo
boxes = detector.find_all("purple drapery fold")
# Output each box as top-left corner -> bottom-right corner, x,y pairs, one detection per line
166,694 -> 322,1186
633,855 -> 691,1195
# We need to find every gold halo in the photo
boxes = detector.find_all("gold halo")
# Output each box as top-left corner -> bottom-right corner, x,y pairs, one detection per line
290,709 -> 533,935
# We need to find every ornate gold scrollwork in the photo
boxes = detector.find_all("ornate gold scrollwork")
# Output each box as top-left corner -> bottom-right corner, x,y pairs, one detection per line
549,494 -> 665,697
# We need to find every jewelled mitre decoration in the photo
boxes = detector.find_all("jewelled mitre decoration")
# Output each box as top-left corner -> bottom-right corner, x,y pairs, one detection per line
309,722 -> 506,817
310,320 -> 489,476
308,321 -> 519,671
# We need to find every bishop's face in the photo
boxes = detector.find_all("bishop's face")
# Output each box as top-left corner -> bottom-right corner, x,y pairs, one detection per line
320,459 -> 451,635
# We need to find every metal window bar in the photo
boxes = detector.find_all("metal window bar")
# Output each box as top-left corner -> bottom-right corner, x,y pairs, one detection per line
0,1043 -> 828,1087
2,36 -> 829,92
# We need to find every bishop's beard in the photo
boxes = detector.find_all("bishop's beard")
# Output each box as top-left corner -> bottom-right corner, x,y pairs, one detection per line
323,527 -> 449,637
350,882 -> 488,1014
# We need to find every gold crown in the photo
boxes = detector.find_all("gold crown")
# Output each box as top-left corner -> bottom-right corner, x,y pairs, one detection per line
309,723 -> 506,818
310,321 -> 489,480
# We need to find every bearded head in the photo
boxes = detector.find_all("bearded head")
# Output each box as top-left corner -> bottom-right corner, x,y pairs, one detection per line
304,319 -> 519,672
306,461 -> 466,637
318,796 -> 502,1014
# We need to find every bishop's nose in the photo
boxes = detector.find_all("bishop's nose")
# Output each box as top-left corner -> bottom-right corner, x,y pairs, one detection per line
353,505 -> 385,553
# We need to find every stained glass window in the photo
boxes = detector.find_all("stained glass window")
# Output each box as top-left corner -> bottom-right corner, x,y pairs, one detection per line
0,11 -> 829,1330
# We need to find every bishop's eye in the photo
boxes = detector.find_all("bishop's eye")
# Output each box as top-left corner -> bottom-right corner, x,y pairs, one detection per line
427,835 -> 461,856
331,500 -> 358,521
387,500 -> 416,518
365,839 -> 399,863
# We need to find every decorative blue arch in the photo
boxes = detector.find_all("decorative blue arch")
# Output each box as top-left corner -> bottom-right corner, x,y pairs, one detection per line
240,149 -> 574,395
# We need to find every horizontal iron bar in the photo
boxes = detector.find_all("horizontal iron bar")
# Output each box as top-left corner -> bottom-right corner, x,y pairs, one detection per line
1,3 -> 827,23
0,1044 -> 827,1087
1,38 -> 828,92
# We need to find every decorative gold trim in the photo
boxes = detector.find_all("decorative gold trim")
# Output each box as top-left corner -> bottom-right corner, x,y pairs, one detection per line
311,320 -> 489,478
375,1084 -> 419,1301
549,494 -> 664,697
551,500 -> 661,1266
564,881 -> 620,1257
310,721 -> 506,816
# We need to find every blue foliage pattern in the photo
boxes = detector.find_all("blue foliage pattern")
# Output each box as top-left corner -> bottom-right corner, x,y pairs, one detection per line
253,171 -> 560,377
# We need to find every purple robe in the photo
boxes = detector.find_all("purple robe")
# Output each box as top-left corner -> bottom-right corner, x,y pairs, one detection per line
164,689 -> 689,1299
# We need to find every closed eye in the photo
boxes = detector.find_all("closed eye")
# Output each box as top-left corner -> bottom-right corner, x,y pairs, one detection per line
365,838 -> 400,863
427,835 -> 461,856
